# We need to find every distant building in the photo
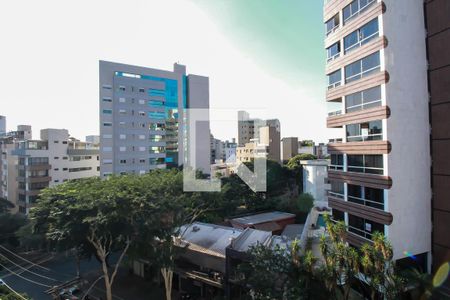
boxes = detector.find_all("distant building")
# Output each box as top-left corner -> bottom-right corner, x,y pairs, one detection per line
0,116 -> 5,135
11,128 -> 99,214
281,137 -> 298,161
99,61 -> 210,176
237,111 -> 280,158
0,125 -> 31,213
85,135 -> 100,146
237,125 -> 281,163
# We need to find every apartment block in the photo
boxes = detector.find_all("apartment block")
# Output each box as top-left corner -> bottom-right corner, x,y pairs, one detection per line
12,128 -> 99,214
281,137 -> 298,161
324,0 -> 431,264
237,125 -> 281,163
425,0 -> 450,290
0,125 -> 32,213
99,61 -> 210,176
237,111 -> 280,147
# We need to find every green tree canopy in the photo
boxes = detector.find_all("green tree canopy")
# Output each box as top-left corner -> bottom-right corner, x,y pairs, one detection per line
286,154 -> 317,169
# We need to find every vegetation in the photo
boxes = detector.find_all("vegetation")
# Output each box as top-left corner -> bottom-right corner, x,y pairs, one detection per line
0,285 -> 29,299
239,214 -> 432,300
30,169 -> 218,300
286,154 -> 317,170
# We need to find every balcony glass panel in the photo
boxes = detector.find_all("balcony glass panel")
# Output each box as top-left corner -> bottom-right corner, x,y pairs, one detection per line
343,0 -> 377,24
346,86 -> 382,113
348,184 -> 384,210
347,154 -> 383,174
328,70 -> 342,90
346,120 -> 382,142
344,18 -> 379,54
330,154 -> 344,170
345,52 -> 380,83
348,214 -> 384,240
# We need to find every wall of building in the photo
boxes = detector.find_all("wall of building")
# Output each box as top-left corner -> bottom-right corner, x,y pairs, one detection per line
302,160 -> 329,207
425,0 -> 450,286
383,0 -> 431,260
0,116 -> 5,135
282,137 -> 298,162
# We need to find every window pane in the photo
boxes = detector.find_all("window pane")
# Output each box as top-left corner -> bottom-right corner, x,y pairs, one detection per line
363,86 -> 382,103
348,184 -> 363,198
362,52 -> 380,72
369,120 -> 382,135
346,124 -> 360,137
348,155 -> 364,167
345,60 -> 361,81
365,155 -> 383,169
344,31 -> 358,50
361,18 -> 379,42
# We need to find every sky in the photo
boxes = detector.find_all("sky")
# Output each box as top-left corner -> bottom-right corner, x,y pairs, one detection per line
0,0 -> 339,142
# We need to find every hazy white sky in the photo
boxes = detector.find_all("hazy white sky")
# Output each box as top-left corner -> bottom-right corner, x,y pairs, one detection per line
0,0 -> 338,142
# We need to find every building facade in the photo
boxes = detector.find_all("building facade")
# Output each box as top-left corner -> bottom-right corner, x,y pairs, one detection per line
0,116 -> 5,135
12,128 -> 99,214
425,0 -> 450,290
281,137 -> 298,162
99,61 -> 210,176
324,0 -> 431,263
0,125 -> 31,213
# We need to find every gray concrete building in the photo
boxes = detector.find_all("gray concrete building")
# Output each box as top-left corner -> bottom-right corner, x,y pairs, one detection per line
99,61 -> 210,176
281,137 -> 298,162
0,116 -> 5,135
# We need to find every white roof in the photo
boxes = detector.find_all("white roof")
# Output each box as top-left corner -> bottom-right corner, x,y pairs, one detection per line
231,211 -> 295,226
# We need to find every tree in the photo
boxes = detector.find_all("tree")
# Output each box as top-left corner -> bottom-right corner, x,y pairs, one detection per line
297,193 -> 314,214
359,232 -> 405,300
319,215 -> 360,300
31,176 -> 149,300
0,285 -> 30,300
286,154 -> 317,170
0,213 -> 27,247
0,197 -> 14,214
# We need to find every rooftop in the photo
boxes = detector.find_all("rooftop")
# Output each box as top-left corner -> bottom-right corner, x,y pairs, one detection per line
179,222 -> 242,258
231,211 -> 296,226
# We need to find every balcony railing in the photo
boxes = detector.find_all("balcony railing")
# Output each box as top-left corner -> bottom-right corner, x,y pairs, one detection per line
347,165 -> 383,175
346,133 -> 382,142
328,110 -> 342,117
329,164 -> 344,171
348,195 -> 384,210
328,81 -> 342,90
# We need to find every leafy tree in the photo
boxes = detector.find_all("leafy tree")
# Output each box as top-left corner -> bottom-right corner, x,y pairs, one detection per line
31,175 -> 150,300
297,193 -> 314,214
286,154 -> 317,170
319,215 -> 360,300
0,213 -> 27,247
0,197 -> 14,214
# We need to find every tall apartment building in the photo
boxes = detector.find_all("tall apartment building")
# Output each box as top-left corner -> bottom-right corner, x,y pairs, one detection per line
211,135 -> 237,164
11,128 -> 99,214
281,137 -> 298,161
99,61 -> 210,176
425,0 -> 450,290
0,125 -> 32,213
324,0 -> 431,265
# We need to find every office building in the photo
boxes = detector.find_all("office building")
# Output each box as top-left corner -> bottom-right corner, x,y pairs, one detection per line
425,0 -> 450,290
236,124 -> 281,163
99,61 -> 210,176
12,128 -> 99,214
324,0 -> 431,264
281,137 -> 298,162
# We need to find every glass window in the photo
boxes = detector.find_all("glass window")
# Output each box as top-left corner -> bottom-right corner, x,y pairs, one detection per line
348,154 -> 383,174
346,120 -> 383,142
343,0 -> 377,24
330,181 -> 345,197
332,209 -> 345,222
327,70 -> 342,89
345,52 -> 380,83
346,86 -> 382,112
102,109 -> 112,114
327,42 -> 341,62
330,154 -> 344,170
344,18 -> 379,54
326,14 -> 340,36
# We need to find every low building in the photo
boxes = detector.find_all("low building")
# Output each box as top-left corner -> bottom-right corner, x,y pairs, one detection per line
230,211 -> 296,234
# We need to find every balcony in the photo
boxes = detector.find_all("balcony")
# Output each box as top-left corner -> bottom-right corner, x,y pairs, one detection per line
326,71 -> 389,102
328,193 -> 393,225
327,169 -> 392,189
325,1 -> 385,47
327,105 -> 390,128
326,36 -> 388,75
328,140 -> 391,155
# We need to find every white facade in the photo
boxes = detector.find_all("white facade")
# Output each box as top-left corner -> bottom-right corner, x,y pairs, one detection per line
301,160 -> 329,208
